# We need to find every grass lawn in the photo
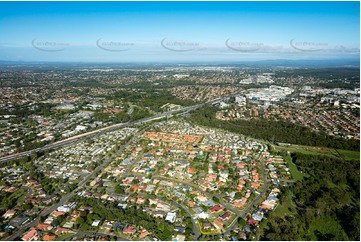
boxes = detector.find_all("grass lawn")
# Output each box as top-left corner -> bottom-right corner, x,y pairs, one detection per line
274,144 -> 360,161
188,207 -> 196,216
55,232 -> 76,241
272,190 -> 296,218
223,214 -> 237,229
283,155 -> 304,181
275,144 -> 330,156
336,149 -> 360,161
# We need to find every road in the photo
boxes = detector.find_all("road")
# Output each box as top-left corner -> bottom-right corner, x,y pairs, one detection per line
223,144 -> 269,235
138,145 -> 269,237
153,175 -> 241,217
3,91 -> 272,240
0,92 -> 240,164
137,193 -> 201,238
5,130 -> 269,241
4,131 -> 143,241
171,199 -> 200,238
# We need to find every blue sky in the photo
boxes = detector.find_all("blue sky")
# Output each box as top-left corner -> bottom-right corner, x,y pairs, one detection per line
0,1 -> 359,62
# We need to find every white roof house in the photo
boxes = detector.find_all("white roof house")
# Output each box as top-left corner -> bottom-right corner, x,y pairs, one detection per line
165,212 -> 176,223
92,220 -> 101,227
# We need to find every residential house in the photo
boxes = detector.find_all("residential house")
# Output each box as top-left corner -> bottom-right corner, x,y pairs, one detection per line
213,218 -> 223,230
54,227 -> 72,236
221,212 -> 231,221
42,195 -> 58,205
2,209 -> 16,219
188,200 -> 195,208
123,226 -> 135,234
9,214 -> 29,229
62,221 -> 74,229
91,220 -> 101,227
165,212 -> 176,223
100,221 -> 113,231
174,226 -> 186,233
50,211 -> 65,217
36,223 -> 53,231
209,204 -> 222,213
175,234 -> 186,241
21,229 -> 39,241
138,229 -> 150,239
43,234 -> 56,241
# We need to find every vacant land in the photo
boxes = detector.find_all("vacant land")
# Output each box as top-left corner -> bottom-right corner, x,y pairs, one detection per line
274,144 -> 360,161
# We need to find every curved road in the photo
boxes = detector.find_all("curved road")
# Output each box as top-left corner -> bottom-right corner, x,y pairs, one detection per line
3,92 -> 272,241
155,195 -> 200,238
136,193 -> 200,238
152,176 -> 242,217
224,145 -> 269,235
152,144 -> 269,236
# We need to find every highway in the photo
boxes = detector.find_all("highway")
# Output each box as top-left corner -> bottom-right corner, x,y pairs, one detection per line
0,93 -> 237,165
2,91 -> 248,240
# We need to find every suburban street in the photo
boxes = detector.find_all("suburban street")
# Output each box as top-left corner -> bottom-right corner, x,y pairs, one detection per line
2,92 -> 271,241
148,144 -> 270,237
223,144 -> 268,235
137,193 -> 201,238
3,131 -> 143,241
0,93 -> 240,165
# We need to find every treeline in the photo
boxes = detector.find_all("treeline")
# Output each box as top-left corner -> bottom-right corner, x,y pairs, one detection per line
93,106 -> 152,123
261,153 -> 359,240
275,68 -> 360,82
0,103 -> 55,117
118,79 -> 195,89
318,81 -> 359,89
189,105 -> 359,151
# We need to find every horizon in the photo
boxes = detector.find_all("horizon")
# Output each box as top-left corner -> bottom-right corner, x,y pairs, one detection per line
0,58 -> 359,66
0,1 -> 360,62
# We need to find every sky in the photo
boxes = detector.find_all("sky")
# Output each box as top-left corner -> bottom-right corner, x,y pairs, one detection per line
0,1 -> 359,63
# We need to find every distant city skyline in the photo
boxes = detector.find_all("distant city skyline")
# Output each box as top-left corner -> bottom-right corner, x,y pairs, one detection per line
0,1 -> 359,62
